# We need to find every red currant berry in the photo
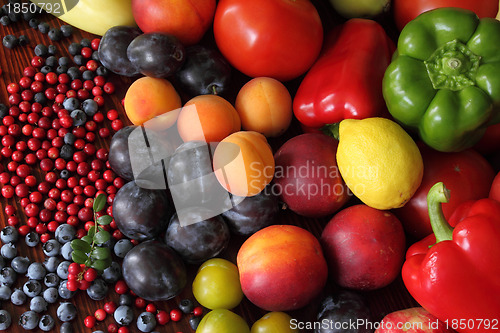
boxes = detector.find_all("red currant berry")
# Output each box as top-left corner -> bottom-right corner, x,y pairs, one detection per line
84,315 -> 96,328
156,310 -> 170,325
170,309 -> 182,322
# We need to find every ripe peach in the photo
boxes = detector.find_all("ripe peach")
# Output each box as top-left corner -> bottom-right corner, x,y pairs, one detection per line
177,94 -> 241,143
123,77 -> 181,128
213,131 -> 274,197
235,77 -> 292,137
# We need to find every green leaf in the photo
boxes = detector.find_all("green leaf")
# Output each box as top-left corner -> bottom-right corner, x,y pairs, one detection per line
97,215 -> 113,226
81,235 -> 94,245
93,193 -> 106,212
71,251 -> 88,264
70,239 -> 91,253
93,230 -> 110,244
91,247 -> 110,260
90,257 -> 112,271
87,226 -> 96,238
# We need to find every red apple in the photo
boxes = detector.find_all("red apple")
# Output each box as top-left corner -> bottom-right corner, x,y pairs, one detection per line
131,0 -> 216,46
375,307 -> 456,333
321,204 -> 406,290
273,133 -> 351,218
237,225 -> 328,311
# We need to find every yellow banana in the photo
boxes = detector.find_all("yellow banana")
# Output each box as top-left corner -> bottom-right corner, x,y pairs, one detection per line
30,0 -> 137,36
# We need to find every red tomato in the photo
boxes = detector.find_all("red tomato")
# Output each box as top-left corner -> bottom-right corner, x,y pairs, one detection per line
393,144 -> 495,241
213,0 -> 323,82
393,0 -> 499,31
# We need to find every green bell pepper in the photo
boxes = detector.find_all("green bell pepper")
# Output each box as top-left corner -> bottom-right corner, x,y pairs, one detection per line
383,7 -> 500,152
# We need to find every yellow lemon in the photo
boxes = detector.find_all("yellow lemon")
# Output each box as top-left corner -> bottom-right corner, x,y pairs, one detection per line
336,117 -> 423,210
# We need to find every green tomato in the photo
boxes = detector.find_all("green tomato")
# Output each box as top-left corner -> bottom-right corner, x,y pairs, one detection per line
196,309 -> 250,333
192,258 -> 244,309
251,312 -> 299,333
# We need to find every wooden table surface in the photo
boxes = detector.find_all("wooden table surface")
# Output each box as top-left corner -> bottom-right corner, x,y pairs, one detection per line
0,2 -> 420,333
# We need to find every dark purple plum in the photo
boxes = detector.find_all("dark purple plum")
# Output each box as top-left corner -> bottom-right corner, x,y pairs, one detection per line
164,208 -> 230,264
315,291 -> 373,333
222,188 -> 280,236
127,32 -> 185,78
174,45 -> 232,97
113,181 -> 174,241
98,26 -> 142,77
122,240 -> 186,301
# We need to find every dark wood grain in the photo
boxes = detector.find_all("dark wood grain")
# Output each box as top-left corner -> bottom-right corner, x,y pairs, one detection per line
0,3 -> 418,333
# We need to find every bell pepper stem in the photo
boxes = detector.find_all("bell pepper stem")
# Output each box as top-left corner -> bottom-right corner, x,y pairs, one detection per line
427,182 -> 454,243
321,123 -> 340,140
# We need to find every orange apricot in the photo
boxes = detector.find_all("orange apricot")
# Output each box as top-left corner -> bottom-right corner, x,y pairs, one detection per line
177,94 -> 241,143
213,131 -> 274,197
123,77 -> 181,128
235,77 -> 292,137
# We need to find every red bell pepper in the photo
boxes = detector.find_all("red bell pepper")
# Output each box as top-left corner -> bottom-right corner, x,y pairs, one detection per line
292,18 -> 394,132
402,182 -> 500,333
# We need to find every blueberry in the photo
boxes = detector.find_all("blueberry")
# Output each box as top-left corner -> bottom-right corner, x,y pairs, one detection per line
137,311 -> 156,332
43,239 -> 61,257
0,256 -> 4,269
7,11 -> 21,22
102,261 -> 121,283
23,280 -> 42,297
44,272 -> 60,288
30,295 -> 48,313
1,242 -> 17,259
119,293 -> 133,306
189,316 -> 202,330
48,44 -> 57,55
39,314 -> 55,331
0,15 -> 11,26
67,66 -> 81,80
60,144 -> 75,161
42,287 -> 58,304
1,226 -> 18,243
60,25 -> 73,37
62,97 -> 80,111
19,310 -> 40,330
96,66 -> 109,77
0,285 -> 12,300
25,231 -> 40,247
22,11 -> 36,22
57,65 -> 68,74
60,322 -> 74,333
60,242 -> 73,261
87,278 -> 108,301
0,267 -> 17,286
82,70 -> 95,81
73,54 -> 84,66
114,239 -> 133,258
63,133 -> 76,145
2,34 -> 17,49
26,262 -> 46,280
82,99 -> 98,116
34,43 -> 48,57
71,109 -> 87,126
48,28 -> 63,41
34,92 -> 47,104
38,22 -> 50,34
10,288 -> 26,305
0,309 -> 11,330
57,302 -> 77,322
58,280 -> 76,299
114,305 -> 134,326
0,104 -> 7,119
80,38 -> 91,47
55,224 -> 76,244
45,55 -> 58,67
43,256 -> 61,273
28,17 -> 39,28
18,35 -> 29,46
92,51 -> 100,62
40,65 -> 53,74
59,56 -> 70,66
56,260 -> 71,279
11,256 -> 30,274
68,42 -> 82,56
179,298 -> 194,314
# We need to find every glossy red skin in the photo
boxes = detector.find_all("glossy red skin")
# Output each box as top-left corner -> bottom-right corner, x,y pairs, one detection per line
213,0 -> 323,82
393,145 -> 495,241
131,0 -> 216,46
393,0 -> 499,31
293,18 -> 394,129
375,307 -> 456,333
273,133 -> 350,218
237,225 -> 328,311
489,171 -> 500,202
320,205 -> 406,290
402,199 -> 500,333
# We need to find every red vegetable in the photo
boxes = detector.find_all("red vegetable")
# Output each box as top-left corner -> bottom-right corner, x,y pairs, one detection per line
293,18 -> 394,132
402,182 -> 500,333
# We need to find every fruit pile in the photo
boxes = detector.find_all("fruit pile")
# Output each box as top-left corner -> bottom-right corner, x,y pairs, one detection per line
1,0 -> 500,333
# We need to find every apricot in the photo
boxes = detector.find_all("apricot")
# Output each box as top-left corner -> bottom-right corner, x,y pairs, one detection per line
213,131 -> 274,197
235,77 -> 292,137
177,94 -> 241,143
124,77 -> 182,128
